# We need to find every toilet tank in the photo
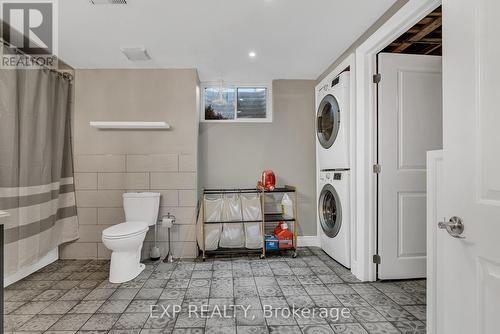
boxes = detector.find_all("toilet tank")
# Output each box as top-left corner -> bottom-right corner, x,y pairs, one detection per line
123,192 -> 160,226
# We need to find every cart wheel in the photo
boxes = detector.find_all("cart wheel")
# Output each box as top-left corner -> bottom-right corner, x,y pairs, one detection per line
260,254 -> 266,259
202,257 -> 206,262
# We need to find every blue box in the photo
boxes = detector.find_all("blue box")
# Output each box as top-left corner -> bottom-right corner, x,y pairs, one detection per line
265,235 -> 279,251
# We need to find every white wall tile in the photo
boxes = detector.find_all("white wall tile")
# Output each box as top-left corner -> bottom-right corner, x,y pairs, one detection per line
98,173 -> 149,190
74,155 -> 126,172
179,190 -> 198,207
77,208 -> 97,225
60,242 -> 97,259
74,173 -> 98,190
179,154 -> 196,172
150,173 -> 196,190
97,207 -> 125,225
75,190 -> 124,208
126,154 -> 178,172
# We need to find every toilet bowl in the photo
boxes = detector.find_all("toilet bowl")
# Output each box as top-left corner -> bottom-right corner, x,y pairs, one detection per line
102,192 -> 160,283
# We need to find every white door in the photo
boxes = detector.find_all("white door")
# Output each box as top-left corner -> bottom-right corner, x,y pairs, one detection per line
435,0 -> 500,333
378,53 -> 442,279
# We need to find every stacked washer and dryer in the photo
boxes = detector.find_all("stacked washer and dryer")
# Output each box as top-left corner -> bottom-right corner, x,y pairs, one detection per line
316,71 -> 351,268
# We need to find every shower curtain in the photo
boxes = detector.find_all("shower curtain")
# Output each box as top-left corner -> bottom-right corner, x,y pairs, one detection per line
0,69 -> 79,277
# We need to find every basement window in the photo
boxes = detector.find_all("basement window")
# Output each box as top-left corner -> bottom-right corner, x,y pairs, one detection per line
201,84 -> 272,122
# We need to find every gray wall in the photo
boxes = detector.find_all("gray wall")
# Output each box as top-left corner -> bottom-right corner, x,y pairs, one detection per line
316,0 -> 409,83
62,69 -> 200,260
199,80 -> 317,236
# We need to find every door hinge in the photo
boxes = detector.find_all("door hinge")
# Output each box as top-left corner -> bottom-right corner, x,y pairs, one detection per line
373,73 -> 381,84
373,164 -> 381,174
373,254 -> 381,264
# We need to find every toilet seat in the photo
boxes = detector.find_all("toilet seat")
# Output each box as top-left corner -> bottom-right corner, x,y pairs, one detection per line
102,222 -> 149,239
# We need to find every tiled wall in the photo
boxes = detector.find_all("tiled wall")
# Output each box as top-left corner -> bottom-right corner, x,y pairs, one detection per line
60,69 -> 199,260
68,153 -> 197,260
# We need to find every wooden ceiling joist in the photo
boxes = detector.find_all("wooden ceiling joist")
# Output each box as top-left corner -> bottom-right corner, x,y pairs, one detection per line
392,16 -> 442,53
382,6 -> 442,56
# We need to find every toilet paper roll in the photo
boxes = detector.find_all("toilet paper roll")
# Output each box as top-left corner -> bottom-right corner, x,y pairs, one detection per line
162,217 -> 174,228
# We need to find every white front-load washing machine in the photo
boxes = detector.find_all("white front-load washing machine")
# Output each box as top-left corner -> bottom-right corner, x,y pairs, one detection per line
317,170 -> 351,268
316,71 -> 350,170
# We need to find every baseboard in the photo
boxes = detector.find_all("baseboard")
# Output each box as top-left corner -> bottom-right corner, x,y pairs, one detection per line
297,235 -> 320,247
5,248 -> 59,286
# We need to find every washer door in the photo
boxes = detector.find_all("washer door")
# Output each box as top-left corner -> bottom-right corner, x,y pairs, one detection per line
316,94 -> 340,149
318,183 -> 342,238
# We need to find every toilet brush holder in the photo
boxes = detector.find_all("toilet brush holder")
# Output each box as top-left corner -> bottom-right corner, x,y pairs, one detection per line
150,222 -> 161,261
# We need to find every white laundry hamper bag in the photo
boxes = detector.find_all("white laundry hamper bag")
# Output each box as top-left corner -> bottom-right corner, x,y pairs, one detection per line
219,194 -> 245,248
197,195 -> 223,251
241,194 -> 263,249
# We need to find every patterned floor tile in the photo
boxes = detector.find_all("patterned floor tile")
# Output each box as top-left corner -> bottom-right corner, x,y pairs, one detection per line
11,301 -> 52,314
206,326 -> 236,334
4,314 -> 34,331
97,299 -> 131,314
17,314 -> 62,331
392,320 -> 426,334
268,325 -> 302,334
374,305 -> 417,322
402,305 -> 426,321
236,326 -> 267,334
49,313 -> 92,331
80,313 -> 121,330
113,312 -> 150,329
330,323 -> 368,334
135,288 -> 163,300
3,247 -> 427,334
125,299 -> 158,313
361,322 -> 400,334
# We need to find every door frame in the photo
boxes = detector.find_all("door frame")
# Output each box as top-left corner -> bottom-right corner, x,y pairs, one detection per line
426,149 -> 443,334
354,0 -> 441,282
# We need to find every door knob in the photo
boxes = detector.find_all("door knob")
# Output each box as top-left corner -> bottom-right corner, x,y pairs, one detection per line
438,216 -> 465,239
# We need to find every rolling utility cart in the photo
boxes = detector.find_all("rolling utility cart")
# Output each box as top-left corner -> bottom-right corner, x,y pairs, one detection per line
200,186 -> 298,260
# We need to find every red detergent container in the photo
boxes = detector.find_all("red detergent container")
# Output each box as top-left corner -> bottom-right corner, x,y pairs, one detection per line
261,170 -> 276,191
277,223 -> 294,249
274,221 -> 284,236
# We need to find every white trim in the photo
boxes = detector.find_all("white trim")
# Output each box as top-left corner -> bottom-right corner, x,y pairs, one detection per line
4,247 -> 59,286
354,0 -> 441,282
297,235 -> 320,247
200,82 -> 273,123
426,149 -> 443,334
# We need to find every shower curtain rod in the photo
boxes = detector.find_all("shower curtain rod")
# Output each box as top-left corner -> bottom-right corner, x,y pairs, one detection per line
0,38 -> 74,82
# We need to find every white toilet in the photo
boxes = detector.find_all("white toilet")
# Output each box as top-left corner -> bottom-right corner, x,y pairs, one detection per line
102,192 -> 160,283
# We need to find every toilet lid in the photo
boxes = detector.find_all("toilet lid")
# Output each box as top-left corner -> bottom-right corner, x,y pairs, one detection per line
102,221 -> 149,239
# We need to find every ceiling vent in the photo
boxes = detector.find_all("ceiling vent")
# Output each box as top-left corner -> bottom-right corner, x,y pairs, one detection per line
90,0 -> 127,4
120,46 -> 151,61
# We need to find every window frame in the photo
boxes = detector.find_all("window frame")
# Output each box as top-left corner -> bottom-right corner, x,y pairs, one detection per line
200,82 -> 273,123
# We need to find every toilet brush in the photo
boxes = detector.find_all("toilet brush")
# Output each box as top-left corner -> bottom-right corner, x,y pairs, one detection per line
150,222 -> 161,261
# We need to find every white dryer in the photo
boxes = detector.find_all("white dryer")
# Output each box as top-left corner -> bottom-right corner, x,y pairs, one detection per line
316,71 -> 350,170
317,170 -> 351,268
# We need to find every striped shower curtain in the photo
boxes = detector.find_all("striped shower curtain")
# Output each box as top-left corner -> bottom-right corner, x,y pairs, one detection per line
0,69 -> 79,277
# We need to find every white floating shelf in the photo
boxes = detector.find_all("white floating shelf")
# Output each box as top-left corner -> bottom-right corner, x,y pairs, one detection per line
89,121 -> 170,130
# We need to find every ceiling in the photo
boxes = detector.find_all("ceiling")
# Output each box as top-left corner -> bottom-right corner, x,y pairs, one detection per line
59,0 -> 397,82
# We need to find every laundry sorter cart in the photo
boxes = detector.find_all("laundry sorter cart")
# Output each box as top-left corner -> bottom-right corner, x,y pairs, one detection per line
199,186 -> 298,260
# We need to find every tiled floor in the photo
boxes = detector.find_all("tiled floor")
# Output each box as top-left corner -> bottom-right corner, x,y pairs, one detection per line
4,247 -> 426,334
